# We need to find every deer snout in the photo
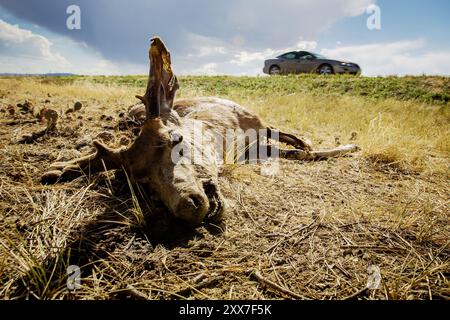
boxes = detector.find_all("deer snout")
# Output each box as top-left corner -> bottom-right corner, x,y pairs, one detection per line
174,192 -> 210,226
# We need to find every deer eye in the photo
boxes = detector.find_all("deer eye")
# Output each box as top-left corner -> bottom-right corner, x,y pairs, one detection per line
170,132 -> 183,146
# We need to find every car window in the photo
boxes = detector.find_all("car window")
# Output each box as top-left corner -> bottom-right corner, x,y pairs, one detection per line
299,54 -> 315,60
280,53 -> 297,60
296,52 -> 308,59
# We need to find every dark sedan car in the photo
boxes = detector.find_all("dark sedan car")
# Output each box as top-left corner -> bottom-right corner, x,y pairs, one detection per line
263,51 -> 361,75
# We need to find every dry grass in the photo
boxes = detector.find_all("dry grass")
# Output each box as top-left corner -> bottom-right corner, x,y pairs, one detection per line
0,77 -> 448,300
231,93 -> 449,176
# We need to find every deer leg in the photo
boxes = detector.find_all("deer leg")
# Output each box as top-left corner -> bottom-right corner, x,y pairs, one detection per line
257,143 -> 359,161
267,128 -> 312,151
41,141 -> 122,184
277,144 -> 360,161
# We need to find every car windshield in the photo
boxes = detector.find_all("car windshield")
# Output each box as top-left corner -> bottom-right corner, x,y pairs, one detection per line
312,53 -> 328,59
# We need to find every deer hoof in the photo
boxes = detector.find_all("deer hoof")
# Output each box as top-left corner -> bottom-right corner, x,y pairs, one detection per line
41,170 -> 62,185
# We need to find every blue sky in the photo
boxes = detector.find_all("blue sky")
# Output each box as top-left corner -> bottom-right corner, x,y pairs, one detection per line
0,0 -> 449,76
321,0 -> 450,50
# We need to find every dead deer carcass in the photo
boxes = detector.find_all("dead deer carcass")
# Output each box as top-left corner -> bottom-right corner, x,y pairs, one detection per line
41,37 -> 358,226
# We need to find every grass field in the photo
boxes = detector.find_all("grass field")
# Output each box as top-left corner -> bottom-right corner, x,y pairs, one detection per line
0,75 -> 448,299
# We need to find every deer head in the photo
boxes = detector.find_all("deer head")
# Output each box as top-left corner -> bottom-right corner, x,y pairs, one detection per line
42,37 -> 225,226
128,37 -> 224,225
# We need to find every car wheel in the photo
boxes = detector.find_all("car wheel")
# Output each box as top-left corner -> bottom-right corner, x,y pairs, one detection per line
317,64 -> 334,75
269,65 -> 281,75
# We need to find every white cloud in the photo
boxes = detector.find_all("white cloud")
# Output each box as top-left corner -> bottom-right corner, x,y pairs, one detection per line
200,46 -> 226,57
185,33 -> 229,58
231,49 -> 276,66
296,41 -> 318,51
321,39 -> 450,76
191,63 -> 218,75
0,19 -> 68,65
0,19 -> 146,75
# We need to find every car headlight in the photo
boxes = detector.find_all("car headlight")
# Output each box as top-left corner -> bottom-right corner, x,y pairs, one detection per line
340,62 -> 353,67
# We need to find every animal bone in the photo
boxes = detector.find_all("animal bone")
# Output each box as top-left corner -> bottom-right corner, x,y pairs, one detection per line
41,36 -> 359,226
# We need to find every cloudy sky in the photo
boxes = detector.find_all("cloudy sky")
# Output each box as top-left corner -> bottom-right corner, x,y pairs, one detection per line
0,0 -> 449,76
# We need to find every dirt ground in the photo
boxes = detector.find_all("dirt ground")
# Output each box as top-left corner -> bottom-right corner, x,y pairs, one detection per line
0,77 -> 448,300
